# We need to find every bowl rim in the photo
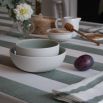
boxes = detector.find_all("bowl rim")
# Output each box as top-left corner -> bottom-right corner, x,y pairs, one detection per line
16,39 -> 59,50
47,28 -> 71,34
10,47 -> 66,58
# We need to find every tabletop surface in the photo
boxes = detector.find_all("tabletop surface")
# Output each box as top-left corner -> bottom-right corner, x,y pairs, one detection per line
0,7 -> 103,103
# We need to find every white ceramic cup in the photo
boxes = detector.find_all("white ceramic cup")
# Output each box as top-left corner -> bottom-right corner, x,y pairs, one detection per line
16,39 -> 59,57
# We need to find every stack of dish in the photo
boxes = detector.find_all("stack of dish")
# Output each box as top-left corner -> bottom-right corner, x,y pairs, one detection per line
10,39 -> 66,72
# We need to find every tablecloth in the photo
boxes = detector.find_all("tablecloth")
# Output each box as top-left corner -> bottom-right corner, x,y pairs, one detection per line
0,7 -> 103,103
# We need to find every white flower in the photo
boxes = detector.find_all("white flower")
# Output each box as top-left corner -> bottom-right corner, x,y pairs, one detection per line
14,3 -> 33,21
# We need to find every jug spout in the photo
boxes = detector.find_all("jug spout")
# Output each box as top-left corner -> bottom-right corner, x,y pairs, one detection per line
76,17 -> 81,24
66,17 -> 81,37
77,18 -> 81,22
70,17 -> 81,30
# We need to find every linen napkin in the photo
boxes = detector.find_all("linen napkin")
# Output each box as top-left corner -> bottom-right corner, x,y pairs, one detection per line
53,72 -> 103,103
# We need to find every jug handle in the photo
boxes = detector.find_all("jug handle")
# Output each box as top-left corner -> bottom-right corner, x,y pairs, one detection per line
55,18 -> 62,28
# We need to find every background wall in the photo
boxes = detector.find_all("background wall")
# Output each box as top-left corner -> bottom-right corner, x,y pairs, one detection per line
41,0 -> 77,18
77,0 -> 103,23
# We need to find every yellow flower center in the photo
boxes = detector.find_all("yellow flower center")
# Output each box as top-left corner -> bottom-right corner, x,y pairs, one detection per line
20,8 -> 28,15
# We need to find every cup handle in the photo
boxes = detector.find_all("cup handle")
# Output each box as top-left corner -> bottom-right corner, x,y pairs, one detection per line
55,18 -> 62,28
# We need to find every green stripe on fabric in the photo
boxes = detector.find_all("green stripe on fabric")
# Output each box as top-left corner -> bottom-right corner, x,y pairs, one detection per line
0,22 -> 12,27
0,40 -> 15,48
88,95 -> 103,103
74,36 -> 83,40
60,43 -> 103,55
6,32 -> 43,39
98,40 -> 103,43
64,55 -> 103,71
38,70 -> 84,85
0,76 -> 60,103
0,16 -> 11,20
68,75 -> 103,94
0,11 -> 8,14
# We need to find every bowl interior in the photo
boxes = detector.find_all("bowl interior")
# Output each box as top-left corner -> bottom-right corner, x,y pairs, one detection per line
47,28 -> 71,33
11,47 -> 65,57
16,39 -> 58,49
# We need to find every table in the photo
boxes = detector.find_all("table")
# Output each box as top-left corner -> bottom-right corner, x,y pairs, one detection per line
0,8 -> 103,103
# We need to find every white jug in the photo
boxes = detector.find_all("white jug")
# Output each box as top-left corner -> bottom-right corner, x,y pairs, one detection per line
55,17 -> 81,37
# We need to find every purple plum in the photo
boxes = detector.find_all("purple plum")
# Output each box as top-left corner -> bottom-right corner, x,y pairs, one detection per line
74,54 -> 94,71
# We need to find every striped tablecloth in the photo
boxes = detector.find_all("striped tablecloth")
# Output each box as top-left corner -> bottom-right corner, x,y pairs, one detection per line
0,7 -> 103,103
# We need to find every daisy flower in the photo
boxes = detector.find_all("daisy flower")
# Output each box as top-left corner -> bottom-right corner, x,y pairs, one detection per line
14,3 -> 33,21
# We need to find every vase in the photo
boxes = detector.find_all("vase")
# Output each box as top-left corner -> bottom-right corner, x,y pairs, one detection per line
12,20 -> 33,39
17,21 -> 31,38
